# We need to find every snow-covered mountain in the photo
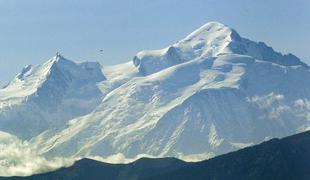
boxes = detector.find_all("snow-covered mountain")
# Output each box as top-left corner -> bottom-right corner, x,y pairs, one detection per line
1,22 -> 310,161
0,55 -> 105,139
133,22 -> 306,76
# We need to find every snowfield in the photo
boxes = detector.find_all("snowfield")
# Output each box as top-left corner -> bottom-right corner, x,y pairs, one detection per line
0,21 -> 310,176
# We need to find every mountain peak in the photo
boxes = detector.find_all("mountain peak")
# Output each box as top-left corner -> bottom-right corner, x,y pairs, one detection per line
55,52 -> 64,61
44,54 -> 105,83
182,21 -> 240,43
132,21 -> 242,75
48,53 -> 76,66
133,21 -> 307,75
0,55 -> 106,138
1,55 -> 105,103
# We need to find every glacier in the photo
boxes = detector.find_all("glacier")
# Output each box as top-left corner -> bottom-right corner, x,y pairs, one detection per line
0,22 -> 310,170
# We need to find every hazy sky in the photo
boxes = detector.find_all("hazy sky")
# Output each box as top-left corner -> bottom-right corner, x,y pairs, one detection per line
0,0 -> 309,86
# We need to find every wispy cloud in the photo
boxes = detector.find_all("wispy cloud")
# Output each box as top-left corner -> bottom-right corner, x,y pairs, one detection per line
0,131 -> 74,177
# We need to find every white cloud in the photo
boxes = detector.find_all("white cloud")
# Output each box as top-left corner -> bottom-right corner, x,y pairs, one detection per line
247,92 -> 284,109
87,153 -> 157,164
87,152 -> 215,164
247,94 -> 310,123
0,131 -> 74,177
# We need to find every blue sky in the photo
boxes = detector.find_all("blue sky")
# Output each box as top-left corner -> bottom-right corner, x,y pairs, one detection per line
0,0 -> 309,86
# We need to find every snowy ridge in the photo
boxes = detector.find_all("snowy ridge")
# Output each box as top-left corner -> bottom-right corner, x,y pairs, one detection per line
0,57 -> 55,103
133,22 -> 306,76
0,55 -> 104,103
0,54 -> 105,138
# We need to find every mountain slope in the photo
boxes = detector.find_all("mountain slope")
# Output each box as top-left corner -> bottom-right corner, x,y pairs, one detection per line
151,130 -> 310,180
31,22 -> 310,160
0,55 -> 105,138
3,130 -> 310,180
